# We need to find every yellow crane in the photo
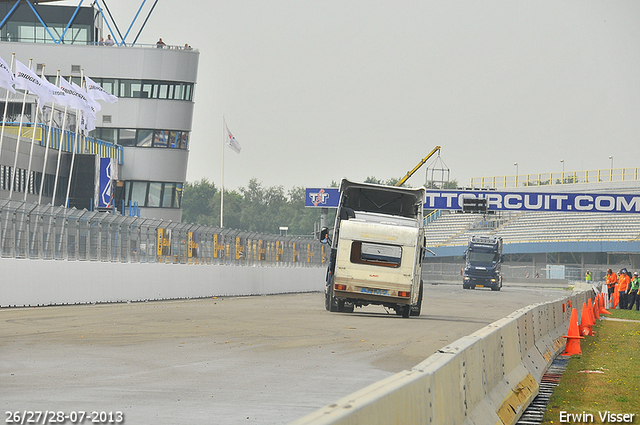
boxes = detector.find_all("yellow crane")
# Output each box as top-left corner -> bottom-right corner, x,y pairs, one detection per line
395,146 -> 441,187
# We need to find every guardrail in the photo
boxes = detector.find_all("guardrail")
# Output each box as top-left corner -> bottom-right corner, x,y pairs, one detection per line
0,199 -> 325,267
292,288 -> 597,425
470,167 -> 640,188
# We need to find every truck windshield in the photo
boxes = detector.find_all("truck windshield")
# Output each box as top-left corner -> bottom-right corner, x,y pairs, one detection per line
468,251 -> 498,264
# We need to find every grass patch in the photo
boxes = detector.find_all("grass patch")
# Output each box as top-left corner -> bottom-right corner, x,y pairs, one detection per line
543,309 -> 640,424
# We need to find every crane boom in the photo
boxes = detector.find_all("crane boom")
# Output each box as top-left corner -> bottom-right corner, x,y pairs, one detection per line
395,146 -> 441,187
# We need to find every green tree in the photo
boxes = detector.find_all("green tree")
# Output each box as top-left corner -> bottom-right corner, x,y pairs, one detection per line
182,178 -> 217,224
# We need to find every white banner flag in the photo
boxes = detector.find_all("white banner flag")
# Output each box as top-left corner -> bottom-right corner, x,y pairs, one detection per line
224,122 -> 241,154
59,77 -> 93,114
14,59 -> 54,105
85,75 -> 118,104
0,56 -> 16,93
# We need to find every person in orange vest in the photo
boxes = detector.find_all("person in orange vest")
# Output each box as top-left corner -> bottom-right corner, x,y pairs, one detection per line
606,268 -> 618,302
618,269 -> 631,309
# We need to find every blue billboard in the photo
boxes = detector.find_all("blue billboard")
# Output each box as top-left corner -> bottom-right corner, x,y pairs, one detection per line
98,157 -> 114,208
425,190 -> 640,214
305,188 -> 340,208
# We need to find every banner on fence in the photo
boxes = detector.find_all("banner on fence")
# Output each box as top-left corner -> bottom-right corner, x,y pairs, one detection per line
425,190 -> 640,213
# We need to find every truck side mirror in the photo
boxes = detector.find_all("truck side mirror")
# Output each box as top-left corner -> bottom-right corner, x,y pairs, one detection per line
462,251 -> 467,260
320,227 -> 329,243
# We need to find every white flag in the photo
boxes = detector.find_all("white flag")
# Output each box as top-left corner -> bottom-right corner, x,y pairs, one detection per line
41,77 -> 69,106
85,75 -> 118,104
224,122 -> 241,154
14,59 -> 55,105
71,81 -> 99,114
59,77 -> 93,114
0,56 -> 16,93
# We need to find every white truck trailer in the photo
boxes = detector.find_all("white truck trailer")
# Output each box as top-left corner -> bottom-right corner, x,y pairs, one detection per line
320,179 -> 426,318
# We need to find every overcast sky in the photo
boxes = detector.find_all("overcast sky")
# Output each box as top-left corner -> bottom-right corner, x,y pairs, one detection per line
63,1 -> 640,191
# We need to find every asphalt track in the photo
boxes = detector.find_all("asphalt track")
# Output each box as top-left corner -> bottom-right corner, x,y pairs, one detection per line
0,284 -> 568,424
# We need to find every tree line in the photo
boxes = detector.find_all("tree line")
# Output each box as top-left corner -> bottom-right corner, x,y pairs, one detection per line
181,177 -> 457,235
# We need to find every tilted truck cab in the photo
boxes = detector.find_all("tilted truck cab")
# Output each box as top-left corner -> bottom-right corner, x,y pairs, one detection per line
321,179 -> 426,318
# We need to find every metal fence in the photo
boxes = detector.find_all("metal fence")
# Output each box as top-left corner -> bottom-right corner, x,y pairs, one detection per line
0,199 -> 326,267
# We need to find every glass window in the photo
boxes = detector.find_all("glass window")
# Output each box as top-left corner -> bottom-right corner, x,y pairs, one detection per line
118,129 -> 136,146
101,79 -> 117,96
130,182 -> 147,206
175,183 -> 183,208
162,183 -> 175,208
137,129 -> 153,147
158,84 -> 168,99
147,182 -> 162,207
95,128 -> 117,144
167,84 -> 174,100
174,83 -> 184,100
185,84 -> 192,101
178,132 -> 188,149
153,131 -> 168,148
350,241 -> 402,268
168,131 -> 178,148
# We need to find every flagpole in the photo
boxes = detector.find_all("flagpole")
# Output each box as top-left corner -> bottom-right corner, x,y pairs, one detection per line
23,97 -> 40,201
52,103 -> 68,206
39,70 -> 59,204
221,116 -> 225,228
0,54 -> 15,162
23,64 -> 51,202
64,104 -> 80,208
9,58 -> 32,199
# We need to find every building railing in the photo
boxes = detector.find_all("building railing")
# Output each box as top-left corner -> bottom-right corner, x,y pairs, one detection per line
470,168 -> 640,188
0,199 -> 326,267
2,123 -> 123,164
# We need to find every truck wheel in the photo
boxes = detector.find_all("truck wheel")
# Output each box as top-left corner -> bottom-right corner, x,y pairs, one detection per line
343,302 -> 354,313
402,305 -> 411,318
327,279 -> 339,312
410,281 -> 423,316
463,284 -> 470,289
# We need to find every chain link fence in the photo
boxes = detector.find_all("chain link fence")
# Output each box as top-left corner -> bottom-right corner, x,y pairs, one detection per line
0,200 -> 327,267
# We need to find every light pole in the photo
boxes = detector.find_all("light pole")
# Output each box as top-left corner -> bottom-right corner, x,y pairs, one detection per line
514,162 -> 518,186
609,155 -> 613,169
560,159 -> 564,183
609,155 -> 614,181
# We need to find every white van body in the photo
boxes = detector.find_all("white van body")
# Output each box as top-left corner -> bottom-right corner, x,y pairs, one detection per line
323,179 -> 426,317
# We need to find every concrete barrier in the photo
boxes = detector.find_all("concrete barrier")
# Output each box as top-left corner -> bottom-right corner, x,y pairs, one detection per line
291,289 -> 596,425
0,258 -> 326,307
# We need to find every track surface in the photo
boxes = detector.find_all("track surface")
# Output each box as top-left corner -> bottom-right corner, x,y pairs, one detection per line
1,284 -> 567,424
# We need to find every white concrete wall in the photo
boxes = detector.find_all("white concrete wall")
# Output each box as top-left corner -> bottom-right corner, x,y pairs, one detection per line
0,259 -> 326,307
292,289 -> 597,425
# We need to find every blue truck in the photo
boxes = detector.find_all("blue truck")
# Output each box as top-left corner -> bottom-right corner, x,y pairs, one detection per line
462,235 -> 503,291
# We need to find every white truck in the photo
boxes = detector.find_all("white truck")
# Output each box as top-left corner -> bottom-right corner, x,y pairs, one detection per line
320,179 -> 426,318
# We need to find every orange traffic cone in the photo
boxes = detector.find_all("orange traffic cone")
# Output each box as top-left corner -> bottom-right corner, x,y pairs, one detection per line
614,286 -> 620,308
562,307 -> 584,356
593,297 -> 600,321
579,302 -> 593,336
599,293 -> 612,315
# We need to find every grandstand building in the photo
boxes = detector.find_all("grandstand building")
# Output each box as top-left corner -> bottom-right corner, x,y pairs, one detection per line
424,178 -> 640,281
0,1 -> 198,221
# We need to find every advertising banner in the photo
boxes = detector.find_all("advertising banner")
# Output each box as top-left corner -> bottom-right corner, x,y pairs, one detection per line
425,190 -> 640,213
305,188 -> 340,208
98,157 -> 113,208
